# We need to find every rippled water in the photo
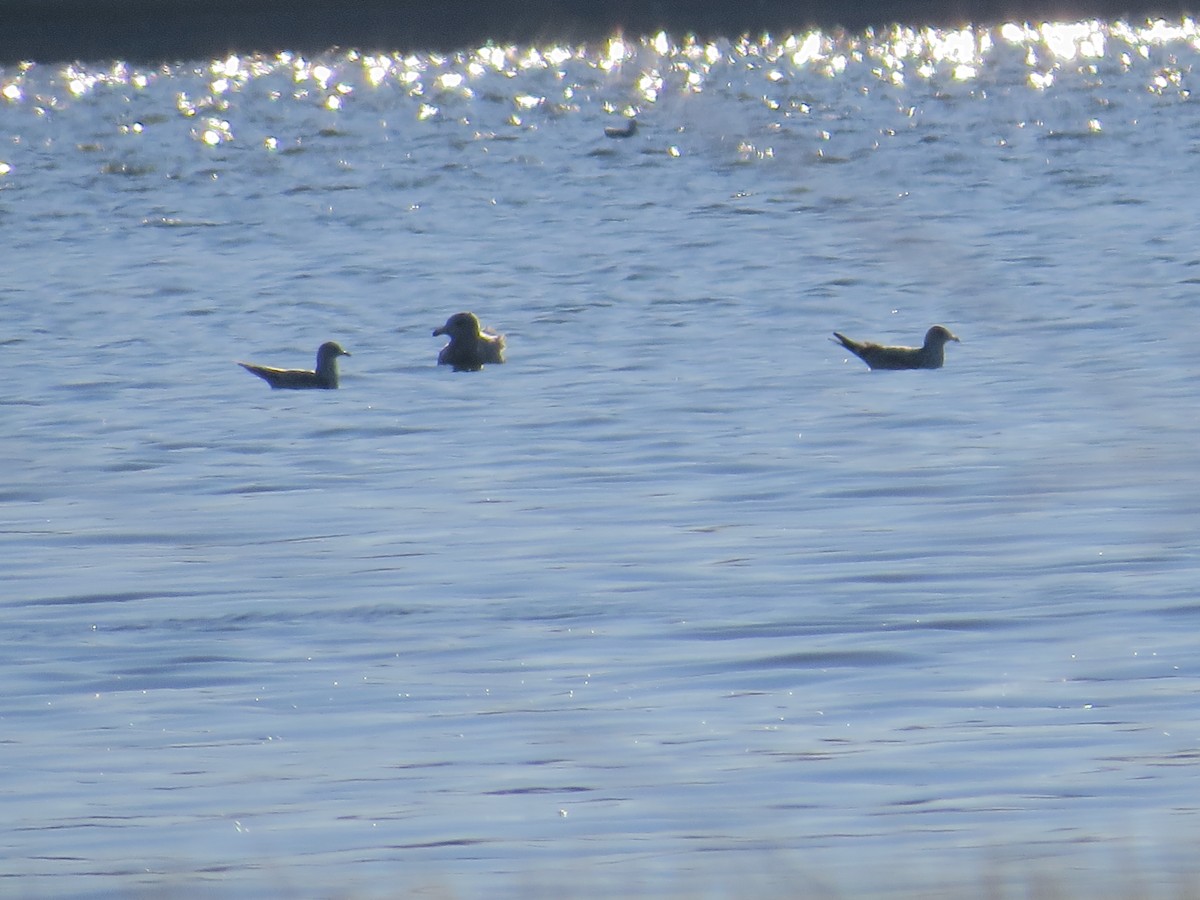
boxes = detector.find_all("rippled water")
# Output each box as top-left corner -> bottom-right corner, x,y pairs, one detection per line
4,18 -> 1200,898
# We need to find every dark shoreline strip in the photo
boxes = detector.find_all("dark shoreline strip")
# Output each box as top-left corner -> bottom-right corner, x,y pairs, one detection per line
0,0 -> 1188,64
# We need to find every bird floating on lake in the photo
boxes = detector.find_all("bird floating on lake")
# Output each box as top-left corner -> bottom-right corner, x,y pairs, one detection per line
238,341 -> 350,389
832,325 -> 960,370
433,312 -> 506,372
604,118 -> 638,138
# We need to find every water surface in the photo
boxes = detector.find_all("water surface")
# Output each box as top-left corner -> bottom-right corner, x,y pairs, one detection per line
3,20 -> 1200,898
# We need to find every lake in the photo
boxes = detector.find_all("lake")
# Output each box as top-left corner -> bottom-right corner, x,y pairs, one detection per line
3,20 -> 1200,898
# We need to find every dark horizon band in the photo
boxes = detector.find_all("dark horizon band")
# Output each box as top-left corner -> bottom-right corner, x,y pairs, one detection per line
0,0 -> 1183,65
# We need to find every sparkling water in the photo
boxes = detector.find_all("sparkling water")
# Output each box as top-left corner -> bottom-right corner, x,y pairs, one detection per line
3,20 -> 1200,897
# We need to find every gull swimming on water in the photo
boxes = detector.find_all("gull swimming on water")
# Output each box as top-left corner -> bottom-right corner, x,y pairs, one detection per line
433,312 -> 506,372
832,325 -> 960,370
238,341 -> 350,389
604,118 -> 638,138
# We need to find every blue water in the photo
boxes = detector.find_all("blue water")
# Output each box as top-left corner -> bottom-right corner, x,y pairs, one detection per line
4,21 -> 1200,897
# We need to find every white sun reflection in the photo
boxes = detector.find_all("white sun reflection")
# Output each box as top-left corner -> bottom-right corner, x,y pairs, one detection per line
602,37 -> 629,73
5,15 -> 1200,153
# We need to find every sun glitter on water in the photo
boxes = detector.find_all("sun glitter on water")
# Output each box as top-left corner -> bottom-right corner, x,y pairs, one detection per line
0,17 -> 1196,157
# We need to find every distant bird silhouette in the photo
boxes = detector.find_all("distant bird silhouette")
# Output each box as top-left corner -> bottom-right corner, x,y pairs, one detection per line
604,118 -> 638,138
832,325 -> 959,370
238,341 -> 350,389
433,312 -> 506,372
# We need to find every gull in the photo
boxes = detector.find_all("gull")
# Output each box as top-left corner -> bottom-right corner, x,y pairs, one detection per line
604,118 -> 638,138
433,312 -> 506,372
238,341 -> 350,389
832,325 -> 960,370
